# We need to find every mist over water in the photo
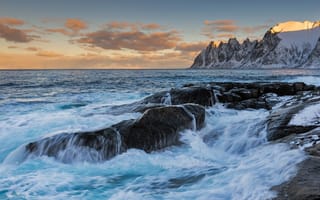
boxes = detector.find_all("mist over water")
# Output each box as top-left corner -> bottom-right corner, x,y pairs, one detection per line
0,69 -> 319,199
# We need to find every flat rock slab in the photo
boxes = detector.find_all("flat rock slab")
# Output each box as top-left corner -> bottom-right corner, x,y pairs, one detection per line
272,157 -> 320,200
267,97 -> 320,141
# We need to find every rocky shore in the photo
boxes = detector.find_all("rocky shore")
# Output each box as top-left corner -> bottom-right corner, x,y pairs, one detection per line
19,81 -> 320,199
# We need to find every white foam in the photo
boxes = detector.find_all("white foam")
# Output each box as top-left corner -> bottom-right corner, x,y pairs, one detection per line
289,103 -> 320,126
161,92 -> 172,105
109,191 -> 145,200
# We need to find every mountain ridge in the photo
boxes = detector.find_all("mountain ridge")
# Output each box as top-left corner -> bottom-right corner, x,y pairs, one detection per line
191,20 -> 320,69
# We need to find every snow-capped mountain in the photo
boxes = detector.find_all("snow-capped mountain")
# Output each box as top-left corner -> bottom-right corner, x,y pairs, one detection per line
191,21 -> 320,69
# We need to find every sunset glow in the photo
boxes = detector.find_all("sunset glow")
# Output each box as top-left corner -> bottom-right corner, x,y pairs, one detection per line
0,0 -> 319,69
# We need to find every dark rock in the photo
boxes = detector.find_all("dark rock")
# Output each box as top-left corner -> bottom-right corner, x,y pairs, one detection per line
26,128 -> 123,163
132,104 -> 164,113
170,87 -> 214,106
25,104 -> 205,162
217,92 -> 242,103
142,87 -> 214,106
227,98 -> 270,110
114,104 -> 205,152
209,82 -> 317,110
109,82 -> 317,115
108,87 -> 213,115
272,157 -> 320,200
183,104 -> 206,129
259,83 -> 295,96
306,143 -> 320,157
267,99 -> 320,141
229,88 -> 257,100
293,82 -> 306,92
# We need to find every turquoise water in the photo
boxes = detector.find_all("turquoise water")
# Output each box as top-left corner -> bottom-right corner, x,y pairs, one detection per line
0,69 -> 319,199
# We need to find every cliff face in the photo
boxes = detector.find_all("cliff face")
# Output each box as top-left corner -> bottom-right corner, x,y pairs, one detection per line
191,21 -> 320,69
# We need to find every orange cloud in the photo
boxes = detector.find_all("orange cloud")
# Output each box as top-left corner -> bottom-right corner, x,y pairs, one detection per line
107,21 -> 134,29
25,47 -> 40,51
204,19 -> 234,26
106,21 -> 163,31
0,24 -> 32,42
242,25 -> 270,34
65,18 -> 87,32
77,29 -> 180,51
45,28 -> 71,36
7,45 -> 19,49
216,33 -> 235,39
175,41 -> 207,52
141,23 -> 162,30
0,17 -> 24,26
44,18 -> 87,36
36,51 -> 63,57
203,20 -> 239,33
203,19 -> 270,41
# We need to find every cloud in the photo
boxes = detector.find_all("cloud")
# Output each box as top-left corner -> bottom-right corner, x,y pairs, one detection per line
141,23 -> 162,30
77,29 -> 181,51
242,25 -> 270,34
0,24 -> 32,42
106,21 -> 163,31
0,17 -> 24,26
107,21 -> 135,30
216,33 -> 235,39
203,19 -> 270,40
44,18 -> 87,36
175,41 -> 207,52
7,45 -> 19,49
36,51 -> 63,57
65,18 -> 87,32
45,28 -> 71,36
26,47 -> 40,51
204,20 -> 239,32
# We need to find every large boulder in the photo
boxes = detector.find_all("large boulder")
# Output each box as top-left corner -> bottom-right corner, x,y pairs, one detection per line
114,104 -> 204,152
24,104 -> 205,163
26,128 -> 123,163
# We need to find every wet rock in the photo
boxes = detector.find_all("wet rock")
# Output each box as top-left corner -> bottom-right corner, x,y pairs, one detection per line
26,128 -> 124,163
25,104 -> 205,162
227,98 -> 269,110
272,157 -> 320,200
306,143 -> 320,157
109,87 -> 214,115
142,87 -> 214,106
114,104 -> 205,152
266,99 -> 320,141
208,82 -> 317,110
229,88 -> 259,99
217,92 -> 242,103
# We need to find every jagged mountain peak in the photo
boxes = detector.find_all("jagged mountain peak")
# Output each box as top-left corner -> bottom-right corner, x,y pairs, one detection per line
191,20 -> 320,69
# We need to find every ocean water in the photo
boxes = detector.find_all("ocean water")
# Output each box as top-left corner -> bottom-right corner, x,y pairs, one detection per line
1,69 -> 320,200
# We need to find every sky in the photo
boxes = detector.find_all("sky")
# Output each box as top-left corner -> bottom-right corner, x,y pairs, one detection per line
0,0 -> 319,69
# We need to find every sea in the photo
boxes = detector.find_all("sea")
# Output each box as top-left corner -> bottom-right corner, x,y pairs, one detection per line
1,69 -> 320,200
